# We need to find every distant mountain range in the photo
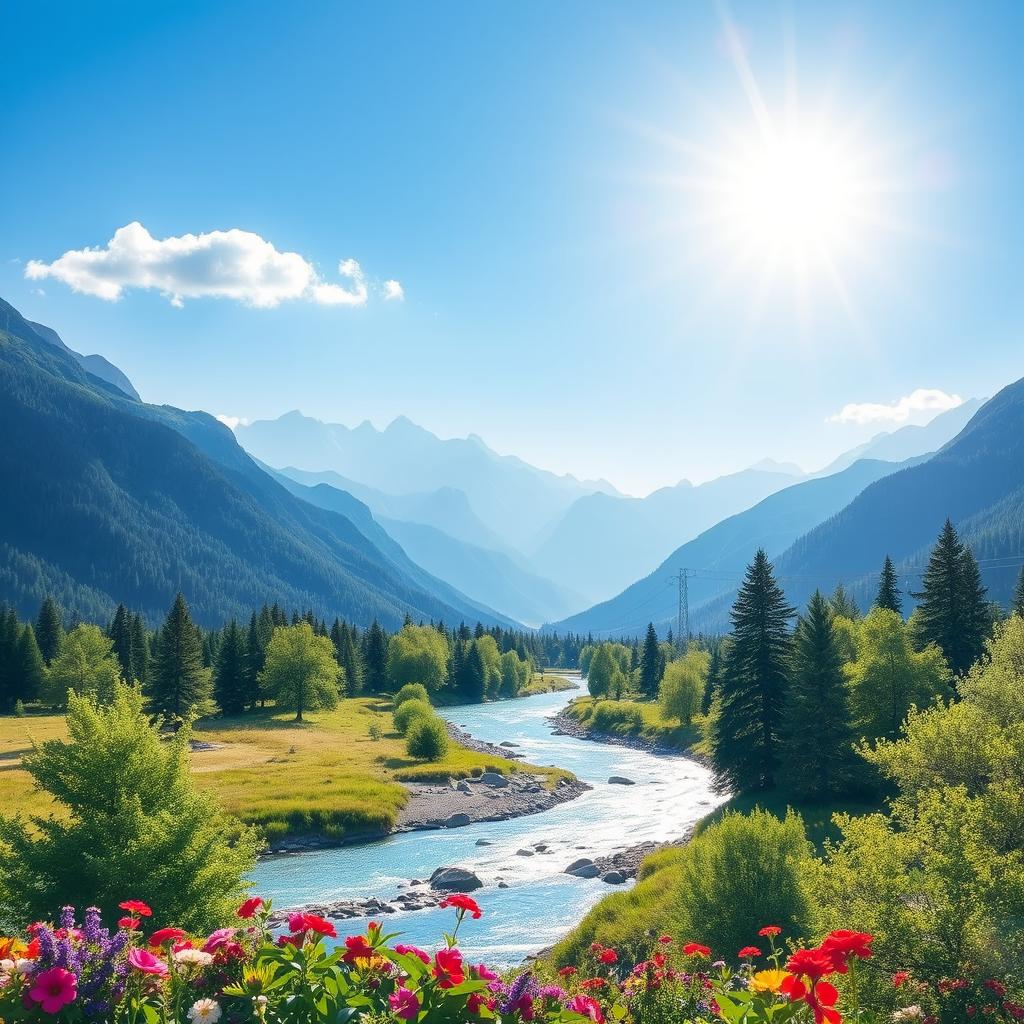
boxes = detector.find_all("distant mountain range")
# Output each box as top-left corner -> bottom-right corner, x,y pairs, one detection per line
0,297 -> 512,629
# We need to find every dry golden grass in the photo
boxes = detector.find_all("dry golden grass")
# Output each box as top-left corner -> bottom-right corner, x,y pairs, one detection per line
0,698 -> 574,842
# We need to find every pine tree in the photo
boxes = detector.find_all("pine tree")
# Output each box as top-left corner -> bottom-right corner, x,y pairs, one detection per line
364,620 -> 388,694
15,624 -> 46,705
702,642 -> 723,716
639,623 -> 663,697
35,597 -> 65,666
711,550 -> 794,794
108,604 -> 134,682
214,620 -> 249,716
913,520 -> 989,675
1012,567 -> 1024,618
0,608 -> 19,713
338,623 -> 364,696
780,592 -> 859,799
130,614 -> 150,686
875,556 -> 903,615
149,594 -> 212,720
459,641 -> 487,703
830,584 -> 859,620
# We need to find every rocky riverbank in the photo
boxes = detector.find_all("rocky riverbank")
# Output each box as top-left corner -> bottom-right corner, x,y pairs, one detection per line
549,708 -> 710,766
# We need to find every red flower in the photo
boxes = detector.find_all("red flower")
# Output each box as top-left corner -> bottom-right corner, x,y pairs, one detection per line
28,967 -> 78,1014
657,935 -> 673,944
558,966 -> 578,977
682,943 -> 711,957
820,930 -> 873,973
118,917 -> 140,931
785,948 -> 836,981
466,992 -> 487,1015
287,912 -> 337,938
758,925 -> 782,937
236,897 -> 264,919
738,946 -> 762,959
781,974 -> 841,1024
148,927 -> 186,947
893,971 -> 911,988
23,937 -> 41,960
118,900 -> 152,918
432,947 -> 465,989
341,934 -> 376,962
598,948 -> 618,964
438,893 -> 483,919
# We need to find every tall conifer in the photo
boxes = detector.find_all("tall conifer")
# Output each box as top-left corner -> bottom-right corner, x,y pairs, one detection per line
711,550 -> 794,794
214,620 -> 249,716
35,597 -> 65,667
364,620 -> 388,693
875,556 -> 903,614
1012,566 -> 1024,618
639,623 -> 663,697
149,594 -> 212,720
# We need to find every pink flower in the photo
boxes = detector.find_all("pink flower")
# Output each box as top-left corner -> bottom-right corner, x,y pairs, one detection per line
28,967 -> 78,1014
566,995 -> 605,1022
473,962 -> 499,982
127,948 -> 168,976
388,986 -> 420,1020
394,943 -> 430,964
202,928 -> 236,953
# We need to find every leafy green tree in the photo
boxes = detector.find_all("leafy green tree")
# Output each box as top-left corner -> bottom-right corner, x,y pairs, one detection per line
41,624 -> 122,707
475,634 -> 502,699
0,684 -> 260,931
499,649 -> 530,697
149,594 -> 213,719
214,619 -> 249,716
659,649 -> 708,725
394,698 -> 433,735
875,555 -> 903,614
363,620 -> 389,694
711,550 -> 794,793
1013,566 -> 1024,618
845,608 -> 951,740
260,622 -> 341,721
780,591 -> 860,799
394,682 -> 430,708
587,644 -> 616,699
406,716 -> 449,760
35,596 -> 64,666
913,519 -> 989,675
386,624 -> 449,694
639,623 -> 664,697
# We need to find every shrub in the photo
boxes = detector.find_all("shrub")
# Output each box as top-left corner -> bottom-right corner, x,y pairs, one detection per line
368,722 -> 382,741
590,701 -> 644,733
393,698 -> 434,735
394,682 -> 430,709
406,716 -> 449,760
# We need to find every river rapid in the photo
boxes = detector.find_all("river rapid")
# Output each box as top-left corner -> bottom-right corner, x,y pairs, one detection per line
250,686 -> 721,963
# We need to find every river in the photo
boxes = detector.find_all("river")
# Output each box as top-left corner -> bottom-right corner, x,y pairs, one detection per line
250,686 -> 721,963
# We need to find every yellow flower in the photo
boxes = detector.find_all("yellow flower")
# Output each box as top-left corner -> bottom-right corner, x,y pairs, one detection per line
750,969 -> 792,994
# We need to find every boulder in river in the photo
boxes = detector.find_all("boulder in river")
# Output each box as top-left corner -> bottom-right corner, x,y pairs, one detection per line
516,848 -> 535,857
607,776 -> 635,786
480,772 -> 509,788
445,812 -> 471,828
499,741 -> 520,748
429,866 -> 483,892
564,858 -> 600,879
475,838 -> 493,846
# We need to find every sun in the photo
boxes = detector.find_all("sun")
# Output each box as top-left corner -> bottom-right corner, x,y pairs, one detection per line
719,127 -> 869,264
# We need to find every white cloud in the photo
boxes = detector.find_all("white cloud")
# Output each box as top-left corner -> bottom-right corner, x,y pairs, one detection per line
382,279 -> 404,301
216,414 -> 248,430
24,223 -> 391,309
828,388 -> 963,426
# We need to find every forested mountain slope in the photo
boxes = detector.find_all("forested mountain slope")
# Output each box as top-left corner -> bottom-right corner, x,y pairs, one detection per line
0,297 -> 508,629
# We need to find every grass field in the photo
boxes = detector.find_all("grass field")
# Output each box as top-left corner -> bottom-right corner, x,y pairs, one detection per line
0,699 -> 574,844
564,696 -> 706,754
520,671 -> 581,696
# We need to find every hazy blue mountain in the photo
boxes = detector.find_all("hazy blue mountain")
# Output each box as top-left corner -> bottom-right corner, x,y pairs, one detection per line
814,399 -> 983,477
0,297 -> 510,629
550,456 -> 914,637
26,317 -> 141,400
762,380 -> 1024,614
278,467 -> 513,555
236,411 -> 620,552
532,467 -> 802,605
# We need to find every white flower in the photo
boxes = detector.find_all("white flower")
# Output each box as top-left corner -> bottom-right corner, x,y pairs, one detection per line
174,948 -> 214,967
188,998 -> 222,1023
0,959 -> 14,974
15,959 -> 34,976
892,1008 -> 925,1022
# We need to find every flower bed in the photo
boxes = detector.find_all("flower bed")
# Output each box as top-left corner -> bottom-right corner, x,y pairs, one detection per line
0,896 -> 1020,1023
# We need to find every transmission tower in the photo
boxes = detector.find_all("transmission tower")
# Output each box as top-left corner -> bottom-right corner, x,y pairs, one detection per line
669,569 -> 692,650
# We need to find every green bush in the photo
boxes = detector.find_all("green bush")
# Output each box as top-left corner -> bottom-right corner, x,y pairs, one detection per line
406,716 -> 449,760
590,700 -> 644,733
393,698 -> 433,735
394,682 -> 430,709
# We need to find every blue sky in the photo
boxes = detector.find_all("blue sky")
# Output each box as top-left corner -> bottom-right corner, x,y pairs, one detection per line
2,0 -> 1022,495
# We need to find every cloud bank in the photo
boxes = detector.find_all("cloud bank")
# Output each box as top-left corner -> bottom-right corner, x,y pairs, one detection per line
828,388 -> 963,426
25,222 -> 401,309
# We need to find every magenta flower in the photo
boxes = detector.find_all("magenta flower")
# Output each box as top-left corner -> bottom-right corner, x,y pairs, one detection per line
28,967 -> 78,1014
388,986 -> 420,1020
394,943 -> 430,964
127,948 -> 169,976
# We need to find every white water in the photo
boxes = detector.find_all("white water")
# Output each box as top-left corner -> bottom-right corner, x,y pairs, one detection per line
250,686 -> 721,963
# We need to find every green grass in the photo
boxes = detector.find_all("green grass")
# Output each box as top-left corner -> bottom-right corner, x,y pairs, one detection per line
565,696 -> 705,753
520,672 -> 581,696
0,698 -> 576,843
